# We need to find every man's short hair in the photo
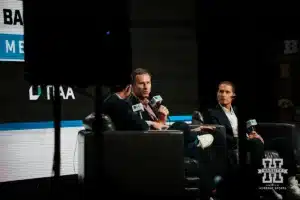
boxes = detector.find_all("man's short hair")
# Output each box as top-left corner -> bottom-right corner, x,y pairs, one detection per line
110,75 -> 132,93
218,81 -> 236,93
131,68 -> 151,84
110,83 -> 130,93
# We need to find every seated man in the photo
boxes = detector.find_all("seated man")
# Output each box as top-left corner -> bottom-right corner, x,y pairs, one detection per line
103,79 -> 214,152
126,68 -> 218,199
127,68 -> 216,153
103,83 -> 149,131
204,81 -> 300,199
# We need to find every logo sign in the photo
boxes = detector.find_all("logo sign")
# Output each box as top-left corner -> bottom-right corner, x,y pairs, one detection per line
278,98 -> 293,109
280,64 -> 290,79
258,158 -> 288,190
29,85 -> 75,101
0,0 -> 24,61
284,40 -> 298,55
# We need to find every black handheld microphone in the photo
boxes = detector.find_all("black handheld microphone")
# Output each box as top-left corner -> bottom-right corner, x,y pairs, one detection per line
132,103 -> 144,119
246,119 -> 257,133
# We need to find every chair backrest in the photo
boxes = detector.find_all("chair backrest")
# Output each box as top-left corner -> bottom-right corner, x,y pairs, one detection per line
101,130 -> 185,197
78,129 -> 185,197
256,123 -> 296,149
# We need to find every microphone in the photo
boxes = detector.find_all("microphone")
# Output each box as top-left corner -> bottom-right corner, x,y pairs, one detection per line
150,95 -> 170,122
150,95 -> 163,107
132,103 -> 144,119
246,119 -> 257,133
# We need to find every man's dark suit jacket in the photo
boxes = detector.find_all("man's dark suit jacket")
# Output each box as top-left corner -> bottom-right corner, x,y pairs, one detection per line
128,95 -> 158,121
103,94 -> 149,131
204,104 -> 238,148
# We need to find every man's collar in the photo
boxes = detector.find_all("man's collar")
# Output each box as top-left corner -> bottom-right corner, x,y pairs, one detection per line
115,93 -> 124,99
219,103 -> 234,114
131,93 -> 149,105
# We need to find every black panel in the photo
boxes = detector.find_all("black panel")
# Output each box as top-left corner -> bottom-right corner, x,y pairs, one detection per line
131,0 -> 198,115
196,9 -> 300,121
23,0 -> 132,87
0,62 -> 93,123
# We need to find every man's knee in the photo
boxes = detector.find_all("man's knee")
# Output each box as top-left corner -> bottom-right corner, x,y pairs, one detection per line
170,121 -> 189,131
207,129 -> 226,146
169,122 -> 196,143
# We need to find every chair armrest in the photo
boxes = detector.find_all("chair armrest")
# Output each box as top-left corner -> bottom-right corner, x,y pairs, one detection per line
189,124 -> 226,129
257,122 -> 296,148
103,130 -> 183,135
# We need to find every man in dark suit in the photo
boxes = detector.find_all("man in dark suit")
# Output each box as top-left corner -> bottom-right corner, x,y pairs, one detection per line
103,78 -> 214,150
127,68 -> 220,199
128,68 -> 216,149
204,81 -> 300,199
103,83 -> 151,131
128,68 -> 169,125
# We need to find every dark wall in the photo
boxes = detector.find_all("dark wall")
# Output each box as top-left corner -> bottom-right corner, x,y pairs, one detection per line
1,0 -> 200,123
131,0 -> 198,115
0,62 -> 93,123
1,0 -> 198,123
196,12 -> 300,122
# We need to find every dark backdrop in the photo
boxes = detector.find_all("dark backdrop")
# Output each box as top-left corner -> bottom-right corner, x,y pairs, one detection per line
1,0 -> 199,123
4,1 -> 299,123
131,0 -> 199,115
0,62 -> 94,123
196,12 -> 300,122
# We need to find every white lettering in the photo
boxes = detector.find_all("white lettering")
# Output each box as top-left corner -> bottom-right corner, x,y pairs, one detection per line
46,86 -> 54,99
29,86 -> 41,101
19,40 -> 24,54
65,87 -> 75,99
258,158 -> 288,184
5,40 -> 16,53
46,86 -> 75,100
59,87 -> 65,98
29,85 -> 76,100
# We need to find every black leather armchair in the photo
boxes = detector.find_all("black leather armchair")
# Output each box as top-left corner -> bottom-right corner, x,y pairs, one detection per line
192,111 -> 294,160
256,123 -> 297,159
79,113 -> 202,198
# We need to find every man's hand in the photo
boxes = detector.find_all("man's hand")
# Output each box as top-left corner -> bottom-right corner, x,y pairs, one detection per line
151,121 -> 169,130
192,125 -> 216,132
158,105 -> 169,116
248,131 -> 264,143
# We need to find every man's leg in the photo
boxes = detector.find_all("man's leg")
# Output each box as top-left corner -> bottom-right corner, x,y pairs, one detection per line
168,122 -> 215,199
168,122 -> 214,155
